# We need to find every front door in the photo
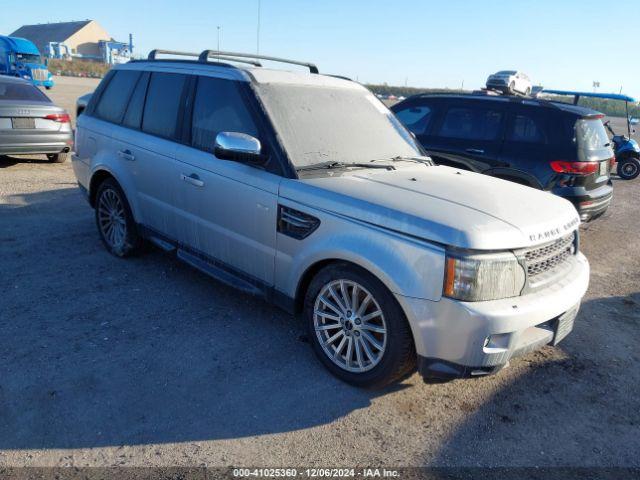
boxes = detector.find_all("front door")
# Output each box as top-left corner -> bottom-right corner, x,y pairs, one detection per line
173,75 -> 280,286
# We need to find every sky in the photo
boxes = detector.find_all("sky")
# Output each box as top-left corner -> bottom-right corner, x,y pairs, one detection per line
1,0 -> 639,98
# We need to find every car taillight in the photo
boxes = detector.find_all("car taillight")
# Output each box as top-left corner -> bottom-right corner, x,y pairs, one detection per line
609,157 -> 616,168
550,160 -> 598,175
44,113 -> 71,123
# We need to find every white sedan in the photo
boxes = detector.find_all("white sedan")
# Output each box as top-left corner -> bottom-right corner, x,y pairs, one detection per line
486,71 -> 532,95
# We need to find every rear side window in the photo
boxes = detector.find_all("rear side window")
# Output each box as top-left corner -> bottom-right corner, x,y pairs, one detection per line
508,113 -> 546,143
0,81 -> 48,101
142,73 -> 188,139
394,105 -> 433,135
191,76 -> 258,152
122,72 -> 149,129
94,70 -> 140,123
438,107 -> 503,140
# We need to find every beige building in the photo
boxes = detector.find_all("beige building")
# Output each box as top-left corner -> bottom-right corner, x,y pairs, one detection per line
11,20 -> 111,58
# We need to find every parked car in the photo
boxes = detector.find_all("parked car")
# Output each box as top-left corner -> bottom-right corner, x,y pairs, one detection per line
76,92 -> 92,118
391,93 -> 615,221
0,75 -> 72,162
486,70 -> 532,95
72,50 -> 589,388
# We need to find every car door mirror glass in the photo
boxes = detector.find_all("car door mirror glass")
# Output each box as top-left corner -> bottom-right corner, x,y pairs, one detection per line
214,132 -> 265,165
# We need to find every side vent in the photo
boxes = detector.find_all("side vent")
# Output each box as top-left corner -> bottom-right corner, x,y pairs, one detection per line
277,205 -> 320,240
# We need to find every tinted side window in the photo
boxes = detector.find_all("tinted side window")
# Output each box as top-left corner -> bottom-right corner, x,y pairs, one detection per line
94,70 -> 140,124
191,76 -> 258,152
142,73 -> 188,140
122,72 -> 149,129
394,105 -> 433,135
508,113 -> 546,143
438,107 -> 503,141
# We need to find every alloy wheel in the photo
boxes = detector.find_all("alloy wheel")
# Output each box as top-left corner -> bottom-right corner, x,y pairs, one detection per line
97,188 -> 127,251
313,279 -> 387,373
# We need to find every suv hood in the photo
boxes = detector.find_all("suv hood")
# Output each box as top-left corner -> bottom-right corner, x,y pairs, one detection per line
281,165 -> 580,250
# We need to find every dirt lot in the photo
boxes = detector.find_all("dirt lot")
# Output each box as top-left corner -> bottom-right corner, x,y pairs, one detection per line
0,76 -> 639,468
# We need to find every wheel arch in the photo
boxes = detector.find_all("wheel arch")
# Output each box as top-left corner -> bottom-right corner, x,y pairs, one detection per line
88,166 -> 141,222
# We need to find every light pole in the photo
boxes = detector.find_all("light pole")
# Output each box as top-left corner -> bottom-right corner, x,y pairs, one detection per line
256,0 -> 261,56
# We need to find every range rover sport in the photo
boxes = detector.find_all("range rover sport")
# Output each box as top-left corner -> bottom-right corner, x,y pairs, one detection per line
72,50 -> 590,388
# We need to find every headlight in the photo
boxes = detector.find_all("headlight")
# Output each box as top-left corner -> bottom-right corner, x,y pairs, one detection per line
443,251 -> 525,302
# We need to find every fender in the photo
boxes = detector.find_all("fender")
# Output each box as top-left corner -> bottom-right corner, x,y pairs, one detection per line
275,204 -> 447,303
483,167 -> 544,189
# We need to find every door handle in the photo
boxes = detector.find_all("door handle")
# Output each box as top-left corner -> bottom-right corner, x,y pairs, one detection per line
181,173 -> 205,187
117,149 -> 135,161
465,148 -> 485,155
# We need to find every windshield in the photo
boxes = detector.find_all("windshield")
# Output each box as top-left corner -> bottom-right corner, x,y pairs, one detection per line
254,83 -> 422,167
14,53 -> 41,64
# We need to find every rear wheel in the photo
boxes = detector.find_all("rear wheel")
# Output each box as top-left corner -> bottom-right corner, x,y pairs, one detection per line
618,157 -> 640,180
304,263 -> 416,388
47,152 -> 70,163
95,178 -> 143,257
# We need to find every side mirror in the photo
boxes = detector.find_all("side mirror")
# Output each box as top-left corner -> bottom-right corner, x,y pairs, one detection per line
214,132 -> 265,165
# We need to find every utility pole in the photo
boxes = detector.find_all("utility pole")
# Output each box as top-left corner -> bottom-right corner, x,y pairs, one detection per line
256,0 -> 261,56
217,26 -> 221,59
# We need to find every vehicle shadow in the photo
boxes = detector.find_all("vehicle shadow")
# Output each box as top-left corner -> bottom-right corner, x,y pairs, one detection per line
430,293 -> 640,467
0,187 -> 405,451
0,154 -> 51,168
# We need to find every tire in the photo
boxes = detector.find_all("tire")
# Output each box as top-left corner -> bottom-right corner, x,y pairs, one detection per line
304,262 -> 416,388
94,178 -> 143,257
617,158 -> 640,180
47,152 -> 70,163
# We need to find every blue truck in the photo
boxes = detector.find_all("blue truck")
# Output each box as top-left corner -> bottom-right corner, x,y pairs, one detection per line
0,35 -> 54,89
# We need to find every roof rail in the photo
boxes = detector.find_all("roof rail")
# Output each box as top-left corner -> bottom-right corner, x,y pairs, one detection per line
147,49 -> 262,67
198,50 -> 319,74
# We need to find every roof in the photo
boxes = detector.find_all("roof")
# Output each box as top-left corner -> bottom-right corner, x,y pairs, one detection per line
393,92 -> 601,117
119,60 -> 362,90
542,89 -> 636,103
0,36 -> 40,55
10,20 -> 92,53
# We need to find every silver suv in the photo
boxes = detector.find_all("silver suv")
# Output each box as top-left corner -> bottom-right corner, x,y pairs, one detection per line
72,50 -> 590,388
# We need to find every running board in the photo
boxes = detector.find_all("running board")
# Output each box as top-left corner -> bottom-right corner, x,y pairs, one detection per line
177,249 -> 264,297
147,235 -> 176,252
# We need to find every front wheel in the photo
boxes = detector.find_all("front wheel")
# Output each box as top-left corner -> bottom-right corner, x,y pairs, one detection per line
617,157 -> 640,180
304,263 -> 416,388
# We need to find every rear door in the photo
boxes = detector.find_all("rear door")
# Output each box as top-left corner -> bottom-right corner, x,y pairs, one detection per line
110,71 -> 189,240
497,104 -> 552,188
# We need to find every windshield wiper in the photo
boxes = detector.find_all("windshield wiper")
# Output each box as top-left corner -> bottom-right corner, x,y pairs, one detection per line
296,161 -> 395,172
371,156 -> 433,165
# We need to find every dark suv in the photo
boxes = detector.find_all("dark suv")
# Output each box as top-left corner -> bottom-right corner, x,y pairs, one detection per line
391,94 -> 614,221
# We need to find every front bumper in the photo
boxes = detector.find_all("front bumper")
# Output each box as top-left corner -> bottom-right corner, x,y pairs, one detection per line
396,252 -> 589,380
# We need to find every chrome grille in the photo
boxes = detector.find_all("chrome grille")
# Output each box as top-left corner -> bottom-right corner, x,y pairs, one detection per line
31,68 -> 48,81
524,232 -> 575,277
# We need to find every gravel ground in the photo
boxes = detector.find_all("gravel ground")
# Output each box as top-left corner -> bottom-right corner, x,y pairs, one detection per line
0,76 -> 639,468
